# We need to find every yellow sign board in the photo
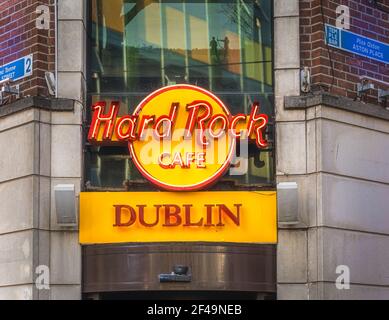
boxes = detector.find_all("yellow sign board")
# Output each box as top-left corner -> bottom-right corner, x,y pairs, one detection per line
79,191 -> 277,244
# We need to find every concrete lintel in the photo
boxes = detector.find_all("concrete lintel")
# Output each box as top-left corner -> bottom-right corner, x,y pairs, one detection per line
0,97 -> 75,119
285,93 -> 389,122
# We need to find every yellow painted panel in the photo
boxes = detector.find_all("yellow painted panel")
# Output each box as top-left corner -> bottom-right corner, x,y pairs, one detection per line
80,191 -> 277,244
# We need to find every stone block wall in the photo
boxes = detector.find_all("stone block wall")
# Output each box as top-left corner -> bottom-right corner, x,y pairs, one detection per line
275,0 -> 389,300
300,0 -> 389,103
0,0 -> 85,299
0,98 -> 82,299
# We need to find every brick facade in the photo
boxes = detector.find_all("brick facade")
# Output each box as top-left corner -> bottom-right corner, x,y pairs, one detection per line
0,0 -> 55,100
1,1 -> 388,104
300,0 -> 389,105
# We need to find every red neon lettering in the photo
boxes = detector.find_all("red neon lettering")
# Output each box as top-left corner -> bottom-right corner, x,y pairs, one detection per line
247,103 -> 268,148
158,153 -> 172,169
229,114 -> 247,138
208,114 -> 228,139
88,101 -> 119,141
157,152 -> 207,169
171,152 -> 185,168
184,100 -> 212,146
115,115 -> 138,141
138,116 -> 155,140
185,152 -> 195,168
196,152 -> 206,168
153,103 -> 179,139
88,100 -> 270,149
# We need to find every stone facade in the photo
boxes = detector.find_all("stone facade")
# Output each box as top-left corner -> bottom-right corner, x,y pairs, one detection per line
277,95 -> 389,300
276,0 -> 389,300
300,0 -> 389,103
0,98 -> 82,299
0,0 -> 388,300
0,0 -> 85,300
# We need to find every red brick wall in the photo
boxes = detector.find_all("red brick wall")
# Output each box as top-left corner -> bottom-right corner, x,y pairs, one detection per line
0,0 -> 55,100
300,0 -> 389,104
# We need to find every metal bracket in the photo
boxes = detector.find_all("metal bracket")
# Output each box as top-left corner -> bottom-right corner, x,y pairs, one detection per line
357,81 -> 374,99
300,67 -> 311,93
0,83 -> 20,104
378,89 -> 389,104
159,265 -> 192,283
159,273 -> 192,283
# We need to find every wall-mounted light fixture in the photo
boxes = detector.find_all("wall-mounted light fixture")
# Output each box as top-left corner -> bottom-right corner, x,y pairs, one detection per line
378,89 -> 389,108
357,79 -> 375,100
54,184 -> 77,226
277,182 -> 299,224
45,72 -> 56,96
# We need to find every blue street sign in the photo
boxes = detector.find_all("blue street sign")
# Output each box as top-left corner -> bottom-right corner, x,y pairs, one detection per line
325,24 -> 389,65
0,54 -> 33,82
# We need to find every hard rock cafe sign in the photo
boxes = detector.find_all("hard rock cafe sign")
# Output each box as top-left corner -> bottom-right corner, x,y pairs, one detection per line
81,85 -> 276,244
88,84 -> 269,191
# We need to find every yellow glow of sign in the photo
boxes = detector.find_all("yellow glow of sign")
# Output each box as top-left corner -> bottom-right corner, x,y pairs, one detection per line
79,191 -> 277,245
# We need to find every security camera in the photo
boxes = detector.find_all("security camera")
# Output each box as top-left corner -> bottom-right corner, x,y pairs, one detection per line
45,72 -> 56,96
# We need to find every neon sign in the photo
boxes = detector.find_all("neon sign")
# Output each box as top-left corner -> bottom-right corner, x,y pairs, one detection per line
88,84 -> 269,191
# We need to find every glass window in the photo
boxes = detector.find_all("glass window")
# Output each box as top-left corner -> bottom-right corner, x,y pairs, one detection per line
87,0 -> 274,190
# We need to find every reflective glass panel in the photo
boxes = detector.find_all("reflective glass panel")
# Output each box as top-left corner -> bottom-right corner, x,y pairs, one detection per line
87,0 -> 274,190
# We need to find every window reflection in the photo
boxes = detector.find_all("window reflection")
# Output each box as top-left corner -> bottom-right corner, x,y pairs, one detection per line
91,0 -> 272,93
88,0 -> 274,190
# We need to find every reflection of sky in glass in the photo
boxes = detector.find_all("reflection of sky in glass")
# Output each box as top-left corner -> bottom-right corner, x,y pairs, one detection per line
208,3 -> 239,49
91,0 -> 273,94
88,0 -> 275,188
122,2 -> 263,50
122,2 -> 136,15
